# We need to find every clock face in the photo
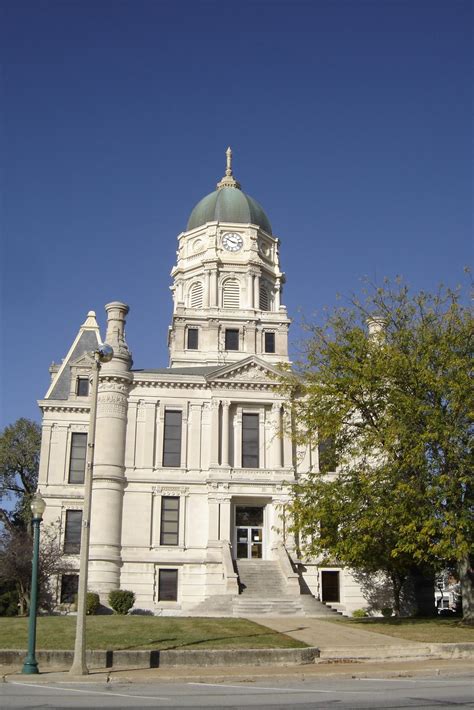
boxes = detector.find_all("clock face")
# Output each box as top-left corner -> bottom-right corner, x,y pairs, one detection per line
222,232 -> 243,252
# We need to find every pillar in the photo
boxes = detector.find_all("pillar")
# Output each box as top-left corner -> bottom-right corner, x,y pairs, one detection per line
221,400 -> 230,467
89,302 -> 132,600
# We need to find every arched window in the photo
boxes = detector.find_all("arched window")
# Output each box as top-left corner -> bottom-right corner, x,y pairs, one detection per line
222,278 -> 240,309
259,282 -> 270,311
189,282 -> 203,309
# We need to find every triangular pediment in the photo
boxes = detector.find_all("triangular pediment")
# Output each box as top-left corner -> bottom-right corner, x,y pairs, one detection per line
70,351 -> 95,368
206,356 -> 282,384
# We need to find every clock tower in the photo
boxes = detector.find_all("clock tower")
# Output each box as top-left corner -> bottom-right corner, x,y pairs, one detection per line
168,148 -> 291,367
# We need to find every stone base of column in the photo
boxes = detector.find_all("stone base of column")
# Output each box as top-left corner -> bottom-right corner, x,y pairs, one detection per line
88,552 -> 122,603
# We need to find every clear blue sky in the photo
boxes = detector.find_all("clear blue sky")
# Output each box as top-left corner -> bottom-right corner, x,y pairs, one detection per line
1,0 -> 472,428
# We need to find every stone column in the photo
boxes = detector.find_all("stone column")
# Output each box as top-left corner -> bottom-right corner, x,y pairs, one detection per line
210,269 -> 218,307
247,272 -> 254,308
209,399 -> 220,467
208,495 -> 220,544
253,271 -> 260,309
282,407 -> 293,469
219,495 -> 232,541
221,400 -> 230,467
271,403 -> 283,468
89,302 -> 132,600
274,278 -> 281,310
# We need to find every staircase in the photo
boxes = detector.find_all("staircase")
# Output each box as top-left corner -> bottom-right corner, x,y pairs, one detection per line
233,559 -> 338,617
190,558 -> 344,617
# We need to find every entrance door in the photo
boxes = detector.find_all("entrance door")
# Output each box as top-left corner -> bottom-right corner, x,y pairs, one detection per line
321,571 -> 340,602
235,506 -> 264,559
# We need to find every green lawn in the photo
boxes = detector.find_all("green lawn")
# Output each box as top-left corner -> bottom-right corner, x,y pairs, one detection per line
0,616 -> 306,651
326,617 -> 474,643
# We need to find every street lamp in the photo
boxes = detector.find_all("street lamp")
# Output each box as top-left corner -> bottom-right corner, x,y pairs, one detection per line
22,491 -> 46,674
70,343 -> 113,676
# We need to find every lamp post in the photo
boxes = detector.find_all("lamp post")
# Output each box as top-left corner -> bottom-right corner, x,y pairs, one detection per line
70,343 -> 113,676
22,491 -> 46,675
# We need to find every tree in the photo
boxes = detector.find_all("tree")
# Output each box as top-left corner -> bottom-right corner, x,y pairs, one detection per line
284,279 -> 473,620
0,418 -> 41,529
0,523 -> 71,615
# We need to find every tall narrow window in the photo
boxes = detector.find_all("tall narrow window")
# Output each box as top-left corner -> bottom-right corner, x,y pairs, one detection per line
189,282 -> 203,308
64,510 -> 82,554
259,283 -> 270,311
160,496 -> 179,546
76,377 -> 89,396
222,279 -> 240,309
158,569 -> 178,601
225,329 -> 239,351
264,332 -> 275,353
162,410 -> 182,467
68,433 -> 87,484
319,437 -> 338,473
187,328 -> 198,350
242,413 -> 259,468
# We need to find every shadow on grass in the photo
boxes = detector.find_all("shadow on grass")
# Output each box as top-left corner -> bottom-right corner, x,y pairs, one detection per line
117,628 -> 300,652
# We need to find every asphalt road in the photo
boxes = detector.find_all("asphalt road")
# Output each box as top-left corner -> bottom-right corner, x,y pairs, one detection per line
1,675 -> 473,709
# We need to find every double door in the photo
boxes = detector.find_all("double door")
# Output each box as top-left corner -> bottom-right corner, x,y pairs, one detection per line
234,505 -> 264,559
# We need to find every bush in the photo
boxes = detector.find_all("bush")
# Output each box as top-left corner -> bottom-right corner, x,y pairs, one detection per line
381,607 -> 393,618
108,589 -> 135,615
86,592 -> 100,615
0,589 -> 19,617
352,608 -> 369,618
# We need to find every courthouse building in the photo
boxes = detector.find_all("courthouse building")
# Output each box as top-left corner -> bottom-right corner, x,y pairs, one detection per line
37,150 -> 367,616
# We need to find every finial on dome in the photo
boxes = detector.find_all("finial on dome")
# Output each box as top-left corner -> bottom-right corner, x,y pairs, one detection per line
217,146 -> 241,190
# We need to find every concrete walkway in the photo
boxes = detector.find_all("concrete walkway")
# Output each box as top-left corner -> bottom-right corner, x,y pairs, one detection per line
250,616 -> 422,648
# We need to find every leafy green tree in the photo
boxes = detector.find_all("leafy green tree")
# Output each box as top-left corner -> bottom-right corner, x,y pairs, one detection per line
284,279 -> 473,620
0,418 -> 41,529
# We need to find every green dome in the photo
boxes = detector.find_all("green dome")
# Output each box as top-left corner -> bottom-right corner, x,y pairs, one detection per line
187,186 -> 272,235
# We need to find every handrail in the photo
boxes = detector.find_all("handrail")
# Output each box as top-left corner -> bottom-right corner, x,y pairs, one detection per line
274,543 -> 301,593
221,541 -> 239,594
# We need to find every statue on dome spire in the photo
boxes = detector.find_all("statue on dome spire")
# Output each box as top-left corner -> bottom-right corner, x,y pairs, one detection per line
217,146 -> 241,190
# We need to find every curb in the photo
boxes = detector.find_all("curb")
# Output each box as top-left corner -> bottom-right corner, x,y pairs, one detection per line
1,642 -> 472,672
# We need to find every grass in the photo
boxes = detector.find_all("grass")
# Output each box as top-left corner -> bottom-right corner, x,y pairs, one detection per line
326,616 -> 474,643
0,616 -> 307,651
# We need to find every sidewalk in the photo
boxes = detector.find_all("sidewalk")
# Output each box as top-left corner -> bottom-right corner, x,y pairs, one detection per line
2,658 -> 473,684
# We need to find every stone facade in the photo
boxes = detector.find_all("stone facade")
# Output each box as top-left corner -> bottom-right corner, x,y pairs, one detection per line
38,152 -> 369,616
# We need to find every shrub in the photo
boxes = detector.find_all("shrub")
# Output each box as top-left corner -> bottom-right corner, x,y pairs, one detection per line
352,608 -> 368,618
381,607 -> 393,618
108,589 -> 135,615
0,589 -> 19,617
86,592 -> 100,615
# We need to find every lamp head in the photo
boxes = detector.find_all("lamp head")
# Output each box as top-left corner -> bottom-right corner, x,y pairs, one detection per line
30,491 -> 46,520
96,343 -> 113,363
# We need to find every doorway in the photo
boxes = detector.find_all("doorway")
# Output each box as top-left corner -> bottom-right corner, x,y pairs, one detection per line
321,570 -> 340,602
234,505 -> 264,559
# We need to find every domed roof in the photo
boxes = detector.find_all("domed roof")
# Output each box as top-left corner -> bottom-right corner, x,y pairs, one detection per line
186,148 -> 272,235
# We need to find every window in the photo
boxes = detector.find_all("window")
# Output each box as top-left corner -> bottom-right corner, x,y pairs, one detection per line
162,410 -> 182,467
160,496 -> 179,546
187,328 -> 198,350
242,413 -> 259,468
225,329 -> 239,351
68,433 -> 87,484
319,437 -> 338,473
259,283 -> 270,311
264,332 -> 275,353
64,510 -> 82,554
222,279 -> 240,309
189,282 -> 203,308
158,569 -> 178,601
60,574 -> 78,604
76,377 -> 89,396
